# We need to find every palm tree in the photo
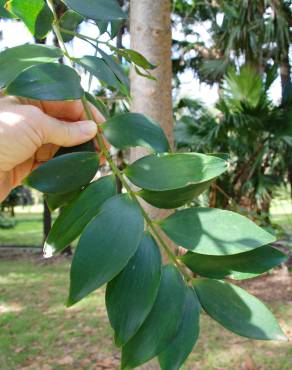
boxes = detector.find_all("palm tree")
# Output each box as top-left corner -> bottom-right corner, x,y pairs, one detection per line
174,65 -> 291,212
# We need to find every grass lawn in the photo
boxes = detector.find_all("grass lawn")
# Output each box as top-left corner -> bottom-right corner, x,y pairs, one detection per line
0,258 -> 291,370
0,213 -> 57,247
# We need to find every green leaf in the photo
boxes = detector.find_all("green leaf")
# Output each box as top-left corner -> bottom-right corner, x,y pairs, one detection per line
68,194 -> 144,306
0,0 -> 15,18
76,56 -> 121,89
98,48 -> 130,90
194,279 -> 286,341
0,44 -> 63,87
8,0 -> 53,39
96,20 -> 108,35
102,113 -> 170,153
45,191 -> 79,212
125,153 -> 227,191
25,152 -> 99,194
54,141 -> 96,157
63,0 -> 127,21
110,20 -> 123,38
60,10 -> 84,42
121,265 -> 186,369
112,47 -> 156,70
106,233 -> 161,346
161,207 -> 276,256
158,288 -> 200,370
181,246 -> 288,280
6,63 -> 84,100
138,181 -> 212,209
44,176 -> 117,256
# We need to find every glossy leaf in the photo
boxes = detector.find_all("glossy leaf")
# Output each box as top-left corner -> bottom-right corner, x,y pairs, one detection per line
181,246 -> 288,280
60,10 -> 84,42
194,279 -> 286,340
106,233 -> 161,346
161,207 -> 276,256
121,265 -> 186,369
63,0 -> 127,21
68,194 -> 144,306
45,191 -> 79,212
6,63 -> 84,101
138,181 -> 212,209
125,153 -> 227,191
25,152 -> 99,194
158,288 -> 200,370
44,176 -> 117,256
102,113 -> 170,153
8,0 -> 53,39
0,44 -> 62,87
76,56 -> 121,89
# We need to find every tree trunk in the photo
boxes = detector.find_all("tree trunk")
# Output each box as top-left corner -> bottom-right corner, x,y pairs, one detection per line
130,2 -> 173,366
130,0 -> 173,214
43,199 -> 52,242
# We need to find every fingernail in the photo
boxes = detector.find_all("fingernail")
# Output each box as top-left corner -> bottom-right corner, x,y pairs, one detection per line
81,121 -> 97,137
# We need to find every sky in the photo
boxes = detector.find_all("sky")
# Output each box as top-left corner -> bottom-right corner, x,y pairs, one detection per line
0,18 -> 284,106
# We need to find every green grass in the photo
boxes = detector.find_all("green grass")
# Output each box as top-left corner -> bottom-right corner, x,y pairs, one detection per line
0,259 -> 291,370
0,213 -> 56,247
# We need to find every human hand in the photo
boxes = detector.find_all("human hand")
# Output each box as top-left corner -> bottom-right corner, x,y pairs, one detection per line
0,96 -> 104,202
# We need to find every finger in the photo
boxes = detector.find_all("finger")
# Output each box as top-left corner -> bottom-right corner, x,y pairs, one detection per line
41,115 -> 97,147
35,144 -> 59,162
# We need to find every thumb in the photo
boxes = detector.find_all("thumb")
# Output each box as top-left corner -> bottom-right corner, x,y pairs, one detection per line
42,115 -> 97,147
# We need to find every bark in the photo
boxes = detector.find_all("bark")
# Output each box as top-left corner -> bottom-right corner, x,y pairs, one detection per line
130,0 -> 173,221
130,2 -> 173,366
43,199 -> 52,242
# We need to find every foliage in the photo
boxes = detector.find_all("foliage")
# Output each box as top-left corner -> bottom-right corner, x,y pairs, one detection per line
0,1 -> 288,369
175,65 -> 292,212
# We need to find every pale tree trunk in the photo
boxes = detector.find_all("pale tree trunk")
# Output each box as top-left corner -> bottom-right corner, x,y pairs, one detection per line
130,2 -> 173,369
130,0 -> 173,227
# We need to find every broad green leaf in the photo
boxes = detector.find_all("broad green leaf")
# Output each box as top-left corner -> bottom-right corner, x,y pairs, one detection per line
6,63 -> 84,100
98,48 -> 130,90
194,279 -> 286,340
60,10 -> 84,42
121,265 -> 186,369
181,246 -> 288,280
85,92 -> 110,119
0,0 -> 15,18
158,288 -> 200,370
161,207 -> 276,256
106,233 -> 161,346
0,44 -> 62,87
44,176 -> 117,256
68,194 -> 144,306
102,113 -> 170,153
25,152 -> 99,194
45,191 -> 79,212
8,0 -> 53,39
125,153 -> 227,191
138,181 -> 212,209
76,56 -> 121,89
63,0 -> 127,21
